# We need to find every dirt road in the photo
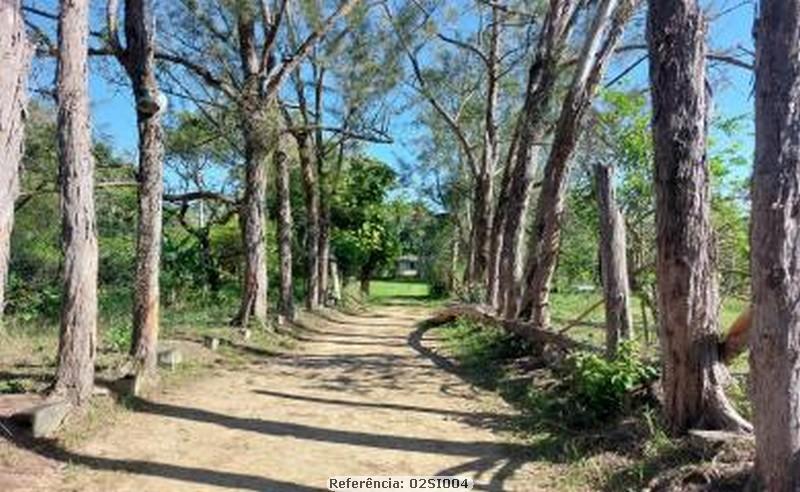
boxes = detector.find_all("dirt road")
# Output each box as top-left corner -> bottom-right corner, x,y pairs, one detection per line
17,306 -> 574,491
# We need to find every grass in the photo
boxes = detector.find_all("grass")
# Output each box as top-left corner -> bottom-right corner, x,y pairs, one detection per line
430,307 -> 754,491
367,279 -> 431,301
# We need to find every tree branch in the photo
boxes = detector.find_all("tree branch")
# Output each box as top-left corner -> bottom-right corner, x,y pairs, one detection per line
163,191 -> 239,205
263,0 -> 362,98
436,33 -> 489,66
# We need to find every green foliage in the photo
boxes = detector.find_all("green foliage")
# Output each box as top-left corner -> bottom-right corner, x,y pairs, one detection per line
440,317 -> 658,430
332,156 -> 401,279
104,320 -> 132,353
565,341 -> 659,423
8,103 -> 137,320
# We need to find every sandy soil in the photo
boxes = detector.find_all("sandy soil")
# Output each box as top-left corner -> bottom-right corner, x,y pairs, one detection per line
7,305 -> 576,491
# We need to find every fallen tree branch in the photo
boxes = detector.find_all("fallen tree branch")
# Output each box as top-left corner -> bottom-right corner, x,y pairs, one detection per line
557,299 -> 605,335
425,304 -> 598,353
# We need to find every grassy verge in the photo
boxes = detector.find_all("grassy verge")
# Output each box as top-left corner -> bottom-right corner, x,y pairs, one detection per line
0,290 -> 292,402
430,316 -> 753,491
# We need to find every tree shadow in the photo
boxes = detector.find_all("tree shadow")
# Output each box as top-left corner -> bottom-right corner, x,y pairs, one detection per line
119,395 -> 549,490
124,396 -> 529,458
406,319 -> 677,476
2,422 -> 327,491
309,311 -> 418,328
251,388 -> 518,431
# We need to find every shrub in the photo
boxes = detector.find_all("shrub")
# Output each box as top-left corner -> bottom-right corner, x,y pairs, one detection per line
565,341 -> 659,423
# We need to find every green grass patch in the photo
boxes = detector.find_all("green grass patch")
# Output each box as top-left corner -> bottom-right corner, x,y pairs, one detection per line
368,280 -> 431,300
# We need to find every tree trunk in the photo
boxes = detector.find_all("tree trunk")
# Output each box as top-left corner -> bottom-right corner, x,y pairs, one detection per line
450,224 -> 460,292
647,0 -> 749,435
319,224 -> 330,305
494,1 -> 579,318
314,66 -> 330,306
275,147 -> 294,323
486,128 -> 519,309
199,232 -> 221,293
359,268 -> 371,296
467,174 -> 493,285
467,9 -> 500,288
329,255 -> 341,304
595,162 -> 632,357
0,0 -> 31,318
750,1 -> 800,489
53,0 -> 98,406
234,88 -> 272,327
121,0 -> 165,376
517,0 -> 635,326
296,131 -> 321,310
317,168 -> 333,304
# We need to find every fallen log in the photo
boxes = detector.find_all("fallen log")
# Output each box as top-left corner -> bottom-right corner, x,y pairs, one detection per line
425,304 -> 598,353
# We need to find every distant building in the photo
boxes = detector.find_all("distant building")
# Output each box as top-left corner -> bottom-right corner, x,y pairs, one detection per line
395,255 -> 420,278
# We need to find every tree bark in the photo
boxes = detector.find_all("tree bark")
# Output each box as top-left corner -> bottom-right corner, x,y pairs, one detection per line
318,212 -> 331,304
235,95 -> 272,327
53,0 -> 99,406
0,0 -> 31,318
232,8 -> 271,328
296,131 -> 321,310
467,5 -> 501,288
517,0 -> 635,326
486,128 -> 519,309
595,162 -> 632,357
329,255 -> 341,304
750,1 -> 800,489
115,0 -> 165,376
314,66 -> 330,305
647,0 -> 749,435
275,147 -> 294,322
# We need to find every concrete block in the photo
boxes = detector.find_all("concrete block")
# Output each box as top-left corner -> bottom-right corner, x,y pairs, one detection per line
157,349 -> 183,370
203,336 -> 220,351
116,375 -> 144,396
18,400 -> 71,438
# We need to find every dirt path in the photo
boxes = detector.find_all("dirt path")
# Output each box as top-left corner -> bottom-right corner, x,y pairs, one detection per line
41,306 -> 571,491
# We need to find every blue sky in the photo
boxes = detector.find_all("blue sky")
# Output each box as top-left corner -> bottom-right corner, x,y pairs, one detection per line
32,1 -> 756,186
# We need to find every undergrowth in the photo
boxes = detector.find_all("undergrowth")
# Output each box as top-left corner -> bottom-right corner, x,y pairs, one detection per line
433,318 -> 745,490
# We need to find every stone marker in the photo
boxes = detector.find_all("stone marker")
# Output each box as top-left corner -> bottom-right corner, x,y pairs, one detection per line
239,328 -> 252,341
17,400 -> 71,438
203,336 -> 220,351
157,349 -> 183,370
116,374 -> 143,396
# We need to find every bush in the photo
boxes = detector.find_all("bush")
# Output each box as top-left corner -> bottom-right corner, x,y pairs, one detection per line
565,341 -> 659,423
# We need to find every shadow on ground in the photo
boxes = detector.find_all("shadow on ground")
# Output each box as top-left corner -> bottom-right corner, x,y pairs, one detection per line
0,307 -> 743,491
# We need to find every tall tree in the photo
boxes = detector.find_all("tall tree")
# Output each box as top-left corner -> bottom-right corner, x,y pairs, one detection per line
492,0 -> 579,317
750,0 -> 800,488
388,1 -> 509,289
595,162 -> 632,356
275,145 -> 294,322
106,0 -> 165,375
0,0 -> 32,319
516,0 -> 636,323
53,0 -> 99,406
647,0 -> 748,434
160,0 -> 361,327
